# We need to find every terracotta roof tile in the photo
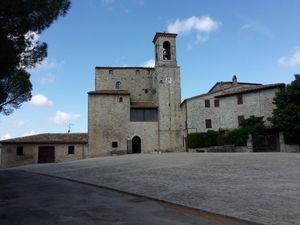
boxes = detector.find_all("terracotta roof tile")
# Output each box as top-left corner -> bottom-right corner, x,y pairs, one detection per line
215,83 -> 285,98
0,133 -> 88,144
88,90 -> 130,95
130,101 -> 158,108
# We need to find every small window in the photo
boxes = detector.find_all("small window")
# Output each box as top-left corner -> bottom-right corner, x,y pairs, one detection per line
136,70 -> 140,75
205,119 -> 212,128
205,99 -> 210,108
68,146 -> 75,154
144,89 -> 148,94
112,141 -> 118,148
115,81 -> 121,89
214,99 -> 219,107
237,94 -> 243,104
17,146 -> 23,156
109,69 -> 113,75
119,97 -> 123,102
238,116 -> 245,127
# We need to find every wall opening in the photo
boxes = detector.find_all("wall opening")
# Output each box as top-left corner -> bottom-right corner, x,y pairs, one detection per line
162,41 -> 171,60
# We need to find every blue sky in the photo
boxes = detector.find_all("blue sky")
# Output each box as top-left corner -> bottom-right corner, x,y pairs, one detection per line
1,0 -> 300,139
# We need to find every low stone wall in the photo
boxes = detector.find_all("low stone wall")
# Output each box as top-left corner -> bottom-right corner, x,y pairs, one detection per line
281,144 -> 300,153
189,145 -> 251,153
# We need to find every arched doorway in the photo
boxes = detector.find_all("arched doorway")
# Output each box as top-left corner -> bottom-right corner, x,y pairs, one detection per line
132,136 -> 141,153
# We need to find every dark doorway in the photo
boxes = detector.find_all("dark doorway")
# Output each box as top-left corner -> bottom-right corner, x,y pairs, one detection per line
38,146 -> 55,163
132,136 -> 141,153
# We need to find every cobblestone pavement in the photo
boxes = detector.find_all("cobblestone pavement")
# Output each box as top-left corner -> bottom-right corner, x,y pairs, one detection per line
15,152 -> 300,225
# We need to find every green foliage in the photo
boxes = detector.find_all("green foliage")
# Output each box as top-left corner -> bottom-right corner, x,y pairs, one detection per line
270,75 -> 300,144
223,128 -> 248,146
0,0 -> 71,115
187,116 -> 268,148
187,130 -> 222,148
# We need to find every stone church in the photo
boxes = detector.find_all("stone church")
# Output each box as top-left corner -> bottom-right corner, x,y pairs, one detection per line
0,32 -> 291,168
88,32 -> 285,156
88,33 -> 183,156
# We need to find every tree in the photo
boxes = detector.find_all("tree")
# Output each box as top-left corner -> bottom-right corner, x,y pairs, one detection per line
240,115 -> 266,134
0,0 -> 71,115
270,75 -> 300,144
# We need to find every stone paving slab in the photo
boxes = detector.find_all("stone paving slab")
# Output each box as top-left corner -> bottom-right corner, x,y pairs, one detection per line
16,153 -> 300,225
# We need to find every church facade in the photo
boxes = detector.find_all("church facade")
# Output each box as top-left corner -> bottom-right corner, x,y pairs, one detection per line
88,33 -> 183,156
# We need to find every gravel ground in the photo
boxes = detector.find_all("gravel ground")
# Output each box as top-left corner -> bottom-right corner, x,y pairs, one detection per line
15,152 -> 300,225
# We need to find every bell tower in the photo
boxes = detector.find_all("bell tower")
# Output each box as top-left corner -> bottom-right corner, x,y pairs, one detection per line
153,32 -> 177,67
152,32 -> 182,152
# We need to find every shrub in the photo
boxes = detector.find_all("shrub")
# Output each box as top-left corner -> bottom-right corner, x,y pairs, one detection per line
187,130 -> 221,148
223,128 -> 248,146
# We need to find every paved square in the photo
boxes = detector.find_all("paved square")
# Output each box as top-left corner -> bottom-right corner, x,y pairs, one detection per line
18,153 -> 300,225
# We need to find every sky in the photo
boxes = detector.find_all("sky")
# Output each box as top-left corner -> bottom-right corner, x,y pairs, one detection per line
1,0 -> 300,139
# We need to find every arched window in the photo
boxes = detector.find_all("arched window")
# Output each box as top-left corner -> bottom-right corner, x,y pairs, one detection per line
115,81 -> 121,89
162,41 -> 171,60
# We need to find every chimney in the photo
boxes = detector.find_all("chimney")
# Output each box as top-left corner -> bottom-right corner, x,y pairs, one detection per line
232,75 -> 238,87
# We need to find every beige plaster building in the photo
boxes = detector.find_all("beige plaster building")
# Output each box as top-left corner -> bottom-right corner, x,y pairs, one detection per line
88,32 -> 183,156
0,133 -> 87,168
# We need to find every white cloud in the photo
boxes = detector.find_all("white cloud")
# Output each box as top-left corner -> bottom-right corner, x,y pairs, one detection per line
0,133 -> 12,140
40,73 -> 55,85
278,50 -> 300,67
167,16 -> 220,34
30,94 -> 53,106
49,111 -> 80,125
142,59 -> 155,67
14,120 -> 26,128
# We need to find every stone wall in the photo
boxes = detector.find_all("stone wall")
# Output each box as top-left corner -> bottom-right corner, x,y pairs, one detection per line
219,88 -> 279,129
129,122 -> 159,153
185,88 -> 280,133
185,92 -> 221,133
0,143 -> 86,168
95,68 -> 154,102
88,93 -> 130,157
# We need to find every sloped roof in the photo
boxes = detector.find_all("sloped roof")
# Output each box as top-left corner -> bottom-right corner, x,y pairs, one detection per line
215,83 -> 285,98
95,66 -> 154,69
0,133 -> 88,145
152,32 -> 177,43
208,81 -> 261,93
130,101 -> 158,109
88,90 -> 130,95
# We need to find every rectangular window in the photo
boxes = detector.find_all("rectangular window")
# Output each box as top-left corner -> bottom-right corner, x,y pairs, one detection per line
109,69 -> 113,75
112,141 -> 118,148
237,94 -> 243,104
205,99 -> 210,108
238,116 -> 245,127
17,146 -> 23,156
214,99 -> 219,107
68,146 -> 75,154
205,119 -> 212,128
130,109 -> 158,121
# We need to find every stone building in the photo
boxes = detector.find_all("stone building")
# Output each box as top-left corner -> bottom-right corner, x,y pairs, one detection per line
181,75 -> 285,133
88,32 -> 183,156
0,133 -> 88,168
